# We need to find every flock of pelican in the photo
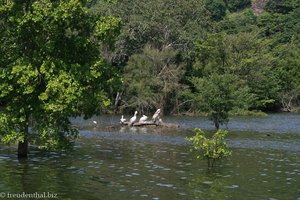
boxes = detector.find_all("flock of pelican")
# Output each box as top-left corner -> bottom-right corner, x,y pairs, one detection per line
120,109 -> 161,124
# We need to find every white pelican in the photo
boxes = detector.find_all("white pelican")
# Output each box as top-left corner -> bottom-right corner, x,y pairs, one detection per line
152,109 -> 161,122
158,117 -> 163,123
120,115 -> 126,123
139,115 -> 148,122
129,111 -> 138,123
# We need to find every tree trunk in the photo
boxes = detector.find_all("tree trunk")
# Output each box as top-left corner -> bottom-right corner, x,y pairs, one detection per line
114,91 -> 122,110
18,139 -> 28,158
18,125 -> 29,158
214,119 -> 220,130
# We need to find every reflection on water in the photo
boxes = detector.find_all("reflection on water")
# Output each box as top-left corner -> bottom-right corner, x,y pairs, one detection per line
0,113 -> 300,199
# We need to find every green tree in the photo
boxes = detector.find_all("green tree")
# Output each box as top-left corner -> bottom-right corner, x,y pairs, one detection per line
191,32 -> 280,111
89,0 -> 211,64
191,73 -> 253,129
89,0 -> 300,114
0,0 -> 120,157
256,4 -> 300,111
89,0 -> 213,114
187,128 -> 231,168
122,45 -> 184,113
273,39 -> 300,111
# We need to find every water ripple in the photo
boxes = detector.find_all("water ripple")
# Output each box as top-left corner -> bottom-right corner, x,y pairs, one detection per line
80,130 -> 300,152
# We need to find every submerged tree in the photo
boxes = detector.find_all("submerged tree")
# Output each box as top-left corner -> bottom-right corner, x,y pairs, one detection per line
187,128 -> 231,168
0,0 -> 120,157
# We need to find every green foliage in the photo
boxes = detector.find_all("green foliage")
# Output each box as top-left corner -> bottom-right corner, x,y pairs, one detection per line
192,32 -> 280,111
187,128 -> 231,167
205,0 -> 227,20
191,73 -> 253,129
0,0 -> 120,153
123,45 -> 184,113
255,6 -> 300,110
188,29 -> 285,125
85,0 -> 300,115
271,39 -> 300,111
94,15 -> 121,48
257,2 -> 300,45
90,0 -> 211,65
226,0 -> 251,12
218,9 -> 257,34
1,0 -> 296,139
265,0 -> 300,14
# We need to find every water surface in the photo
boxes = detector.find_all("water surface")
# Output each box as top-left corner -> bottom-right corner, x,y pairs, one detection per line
0,113 -> 300,199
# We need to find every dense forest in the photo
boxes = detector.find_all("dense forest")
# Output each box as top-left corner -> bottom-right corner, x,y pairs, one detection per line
88,0 -> 300,116
0,0 -> 300,155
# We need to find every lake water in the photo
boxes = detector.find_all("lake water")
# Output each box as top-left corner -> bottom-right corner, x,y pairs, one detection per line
0,113 -> 300,199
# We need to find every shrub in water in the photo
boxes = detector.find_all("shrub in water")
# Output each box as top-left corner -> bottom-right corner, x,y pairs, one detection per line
187,128 -> 231,167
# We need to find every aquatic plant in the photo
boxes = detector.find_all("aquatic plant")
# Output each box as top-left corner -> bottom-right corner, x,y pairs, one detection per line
187,128 -> 231,168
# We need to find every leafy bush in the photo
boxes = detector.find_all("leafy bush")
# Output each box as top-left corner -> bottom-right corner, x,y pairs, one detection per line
187,128 -> 231,167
